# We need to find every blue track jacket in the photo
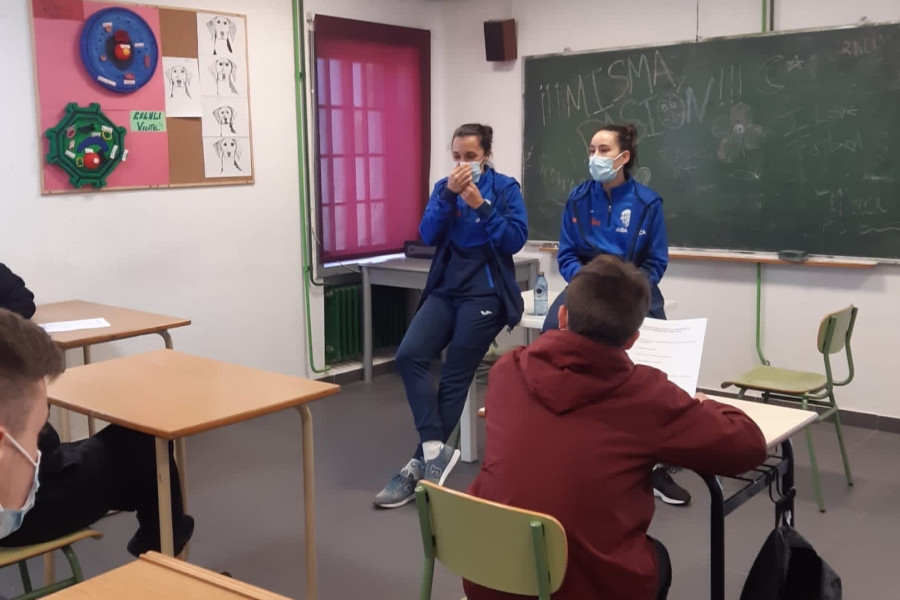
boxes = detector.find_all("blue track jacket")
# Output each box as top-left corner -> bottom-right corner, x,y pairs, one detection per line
419,167 -> 528,328
558,177 -> 667,293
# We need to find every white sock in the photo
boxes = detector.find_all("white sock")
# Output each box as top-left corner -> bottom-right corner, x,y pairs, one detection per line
422,440 -> 443,462
402,458 -> 422,477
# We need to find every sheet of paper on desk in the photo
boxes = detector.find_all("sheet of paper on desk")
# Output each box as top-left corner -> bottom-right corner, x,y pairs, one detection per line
626,318 -> 707,396
40,318 -> 111,333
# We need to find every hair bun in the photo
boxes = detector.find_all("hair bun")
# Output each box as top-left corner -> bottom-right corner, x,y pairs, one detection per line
480,124 -> 494,143
624,123 -> 638,142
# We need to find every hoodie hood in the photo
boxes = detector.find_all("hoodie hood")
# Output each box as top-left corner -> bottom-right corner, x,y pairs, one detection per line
517,329 -> 635,415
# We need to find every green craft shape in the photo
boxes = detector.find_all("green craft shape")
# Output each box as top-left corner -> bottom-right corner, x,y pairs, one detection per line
45,102 -> 127,189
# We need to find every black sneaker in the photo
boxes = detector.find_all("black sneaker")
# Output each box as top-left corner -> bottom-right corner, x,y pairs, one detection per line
652,466 -> 691,506
127,515 -> 195,557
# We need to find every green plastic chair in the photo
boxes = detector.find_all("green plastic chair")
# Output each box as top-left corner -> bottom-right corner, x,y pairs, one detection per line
722,305 -> 858,512
415,480 -> 567,600
0,529 -> 102,600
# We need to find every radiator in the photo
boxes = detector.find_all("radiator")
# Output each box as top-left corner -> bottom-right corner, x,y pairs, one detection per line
324,284 -> 408,363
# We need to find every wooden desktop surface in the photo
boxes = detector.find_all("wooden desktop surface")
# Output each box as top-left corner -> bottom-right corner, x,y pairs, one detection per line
45,552 -> 293,600
33,300 -> 191,348
48,349 -> 340,438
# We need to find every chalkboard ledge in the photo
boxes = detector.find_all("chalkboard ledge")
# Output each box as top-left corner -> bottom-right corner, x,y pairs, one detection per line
667,248 -> 877,268
534,245 -> 878,269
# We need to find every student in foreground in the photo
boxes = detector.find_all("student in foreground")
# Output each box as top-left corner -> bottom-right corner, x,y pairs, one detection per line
0,264 -> 193,555
465,255 -> 767,600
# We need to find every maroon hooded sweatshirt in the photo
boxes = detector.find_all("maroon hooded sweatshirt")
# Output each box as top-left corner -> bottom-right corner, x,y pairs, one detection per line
464,329 -> 767,600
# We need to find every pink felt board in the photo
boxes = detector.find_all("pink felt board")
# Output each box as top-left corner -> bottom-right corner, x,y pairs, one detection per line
33,0 -> 84,21
34,2 -> 169,191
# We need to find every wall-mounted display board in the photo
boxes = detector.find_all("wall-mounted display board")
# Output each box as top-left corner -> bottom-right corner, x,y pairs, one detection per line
30,0 -> 255,192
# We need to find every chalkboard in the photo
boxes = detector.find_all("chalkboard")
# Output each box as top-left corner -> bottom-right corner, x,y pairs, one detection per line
523,23 -> 900,259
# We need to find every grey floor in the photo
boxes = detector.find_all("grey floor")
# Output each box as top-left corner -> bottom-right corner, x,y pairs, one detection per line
3,372 -> 900,599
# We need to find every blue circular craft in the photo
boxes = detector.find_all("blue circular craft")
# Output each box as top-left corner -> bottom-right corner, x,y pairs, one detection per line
79,7 -> 159,93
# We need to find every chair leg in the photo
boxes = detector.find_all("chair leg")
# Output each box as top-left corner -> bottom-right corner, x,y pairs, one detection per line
805,426 -> 827,513
60,545 -> 86,583
830,393 -> 854,487
737,388 -> 747,400
18,560 -> 33,593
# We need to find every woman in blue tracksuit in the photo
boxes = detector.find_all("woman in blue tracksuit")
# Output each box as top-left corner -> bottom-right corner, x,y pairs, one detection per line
543,123 -> 668,329
543,124 -> 692,506
374,123 -> 528,509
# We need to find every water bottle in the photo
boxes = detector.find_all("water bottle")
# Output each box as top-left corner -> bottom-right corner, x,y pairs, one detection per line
533,272 -> 548,316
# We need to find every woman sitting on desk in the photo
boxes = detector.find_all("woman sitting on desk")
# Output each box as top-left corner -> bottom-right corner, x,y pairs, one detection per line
541,124 -> 690,506
373,123 -> 528,509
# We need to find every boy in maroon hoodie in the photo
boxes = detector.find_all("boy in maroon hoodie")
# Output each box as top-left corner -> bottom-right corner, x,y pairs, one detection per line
465,255 -> 767,600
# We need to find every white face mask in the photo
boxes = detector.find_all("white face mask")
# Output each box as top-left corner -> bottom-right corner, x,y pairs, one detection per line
0,432 -> 41,539
453,161 -> 485,185
588,151 -> 625,183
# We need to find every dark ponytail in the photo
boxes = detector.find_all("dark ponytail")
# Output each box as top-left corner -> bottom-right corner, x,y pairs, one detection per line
597,123 -> 638,177
451,123 -> 494,158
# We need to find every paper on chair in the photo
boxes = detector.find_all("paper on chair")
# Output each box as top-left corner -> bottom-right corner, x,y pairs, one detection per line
40,318 -> 111,333
626,318 -> 707,396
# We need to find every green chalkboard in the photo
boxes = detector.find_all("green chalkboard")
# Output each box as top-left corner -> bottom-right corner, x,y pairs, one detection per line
523,23 -> 900,259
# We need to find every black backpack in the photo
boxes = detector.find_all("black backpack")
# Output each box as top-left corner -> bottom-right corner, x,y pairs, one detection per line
740,505 -> 842,600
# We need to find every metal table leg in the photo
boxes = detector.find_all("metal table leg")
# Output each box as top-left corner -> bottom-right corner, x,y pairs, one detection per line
84,346 -> 97,437
362,266 -> 373,383
459,379 -> 478,463
296,405 -> 318,600
703,474 -> 726,600
155,437 -> 175,556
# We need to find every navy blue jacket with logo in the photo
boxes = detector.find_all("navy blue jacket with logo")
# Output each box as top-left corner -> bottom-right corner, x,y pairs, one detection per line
557,178 -> 668,314
418,167 -> 528,328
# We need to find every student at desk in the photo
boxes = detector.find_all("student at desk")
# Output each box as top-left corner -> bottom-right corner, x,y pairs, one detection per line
465,256 -> 766,600
541,124 -> 692,506
0,265 -> 193,556
374,123 -> 528,509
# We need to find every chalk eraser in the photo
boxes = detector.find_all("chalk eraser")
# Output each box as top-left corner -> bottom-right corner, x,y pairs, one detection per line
778,249 -> 808,263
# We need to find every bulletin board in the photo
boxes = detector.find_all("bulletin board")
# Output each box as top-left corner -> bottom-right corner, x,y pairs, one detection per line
30,0 -> 255,193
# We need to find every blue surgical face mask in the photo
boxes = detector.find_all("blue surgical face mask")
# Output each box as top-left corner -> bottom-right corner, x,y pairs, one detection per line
588,152 -> 625,183
0,432 -> 41,539
467,161 -> 483,184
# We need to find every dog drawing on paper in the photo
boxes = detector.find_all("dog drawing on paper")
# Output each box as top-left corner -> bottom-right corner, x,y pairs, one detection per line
210,58 -> 239,95
166,65 -> 192,99
207,15 -> 236,55
212,106 -> 237,136
214,137 -> 242,174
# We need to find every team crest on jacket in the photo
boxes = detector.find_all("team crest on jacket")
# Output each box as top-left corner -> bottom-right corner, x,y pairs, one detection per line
620,209 -> 631,228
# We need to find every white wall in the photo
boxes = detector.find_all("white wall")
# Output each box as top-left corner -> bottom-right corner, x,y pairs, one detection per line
1,0 -> 307,375
438,0 -> 900,418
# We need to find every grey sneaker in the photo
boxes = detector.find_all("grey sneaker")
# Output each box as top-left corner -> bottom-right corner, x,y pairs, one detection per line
373,459 -> 424,509
424,444 -> 461,486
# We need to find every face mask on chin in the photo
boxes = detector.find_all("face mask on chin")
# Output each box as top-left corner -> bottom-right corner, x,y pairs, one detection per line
0,432 -> 41,539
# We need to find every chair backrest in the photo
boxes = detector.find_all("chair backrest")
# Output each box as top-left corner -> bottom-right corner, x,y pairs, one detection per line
415,480 -> 567,599
816,305 -> 857,355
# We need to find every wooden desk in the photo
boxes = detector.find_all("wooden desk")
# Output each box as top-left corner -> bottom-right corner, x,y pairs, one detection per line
46,552 -> 292,600
34,300 -> 191,440
693,396 -> 815,600
33,300 -> 191,350
47,349 -> 340,600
